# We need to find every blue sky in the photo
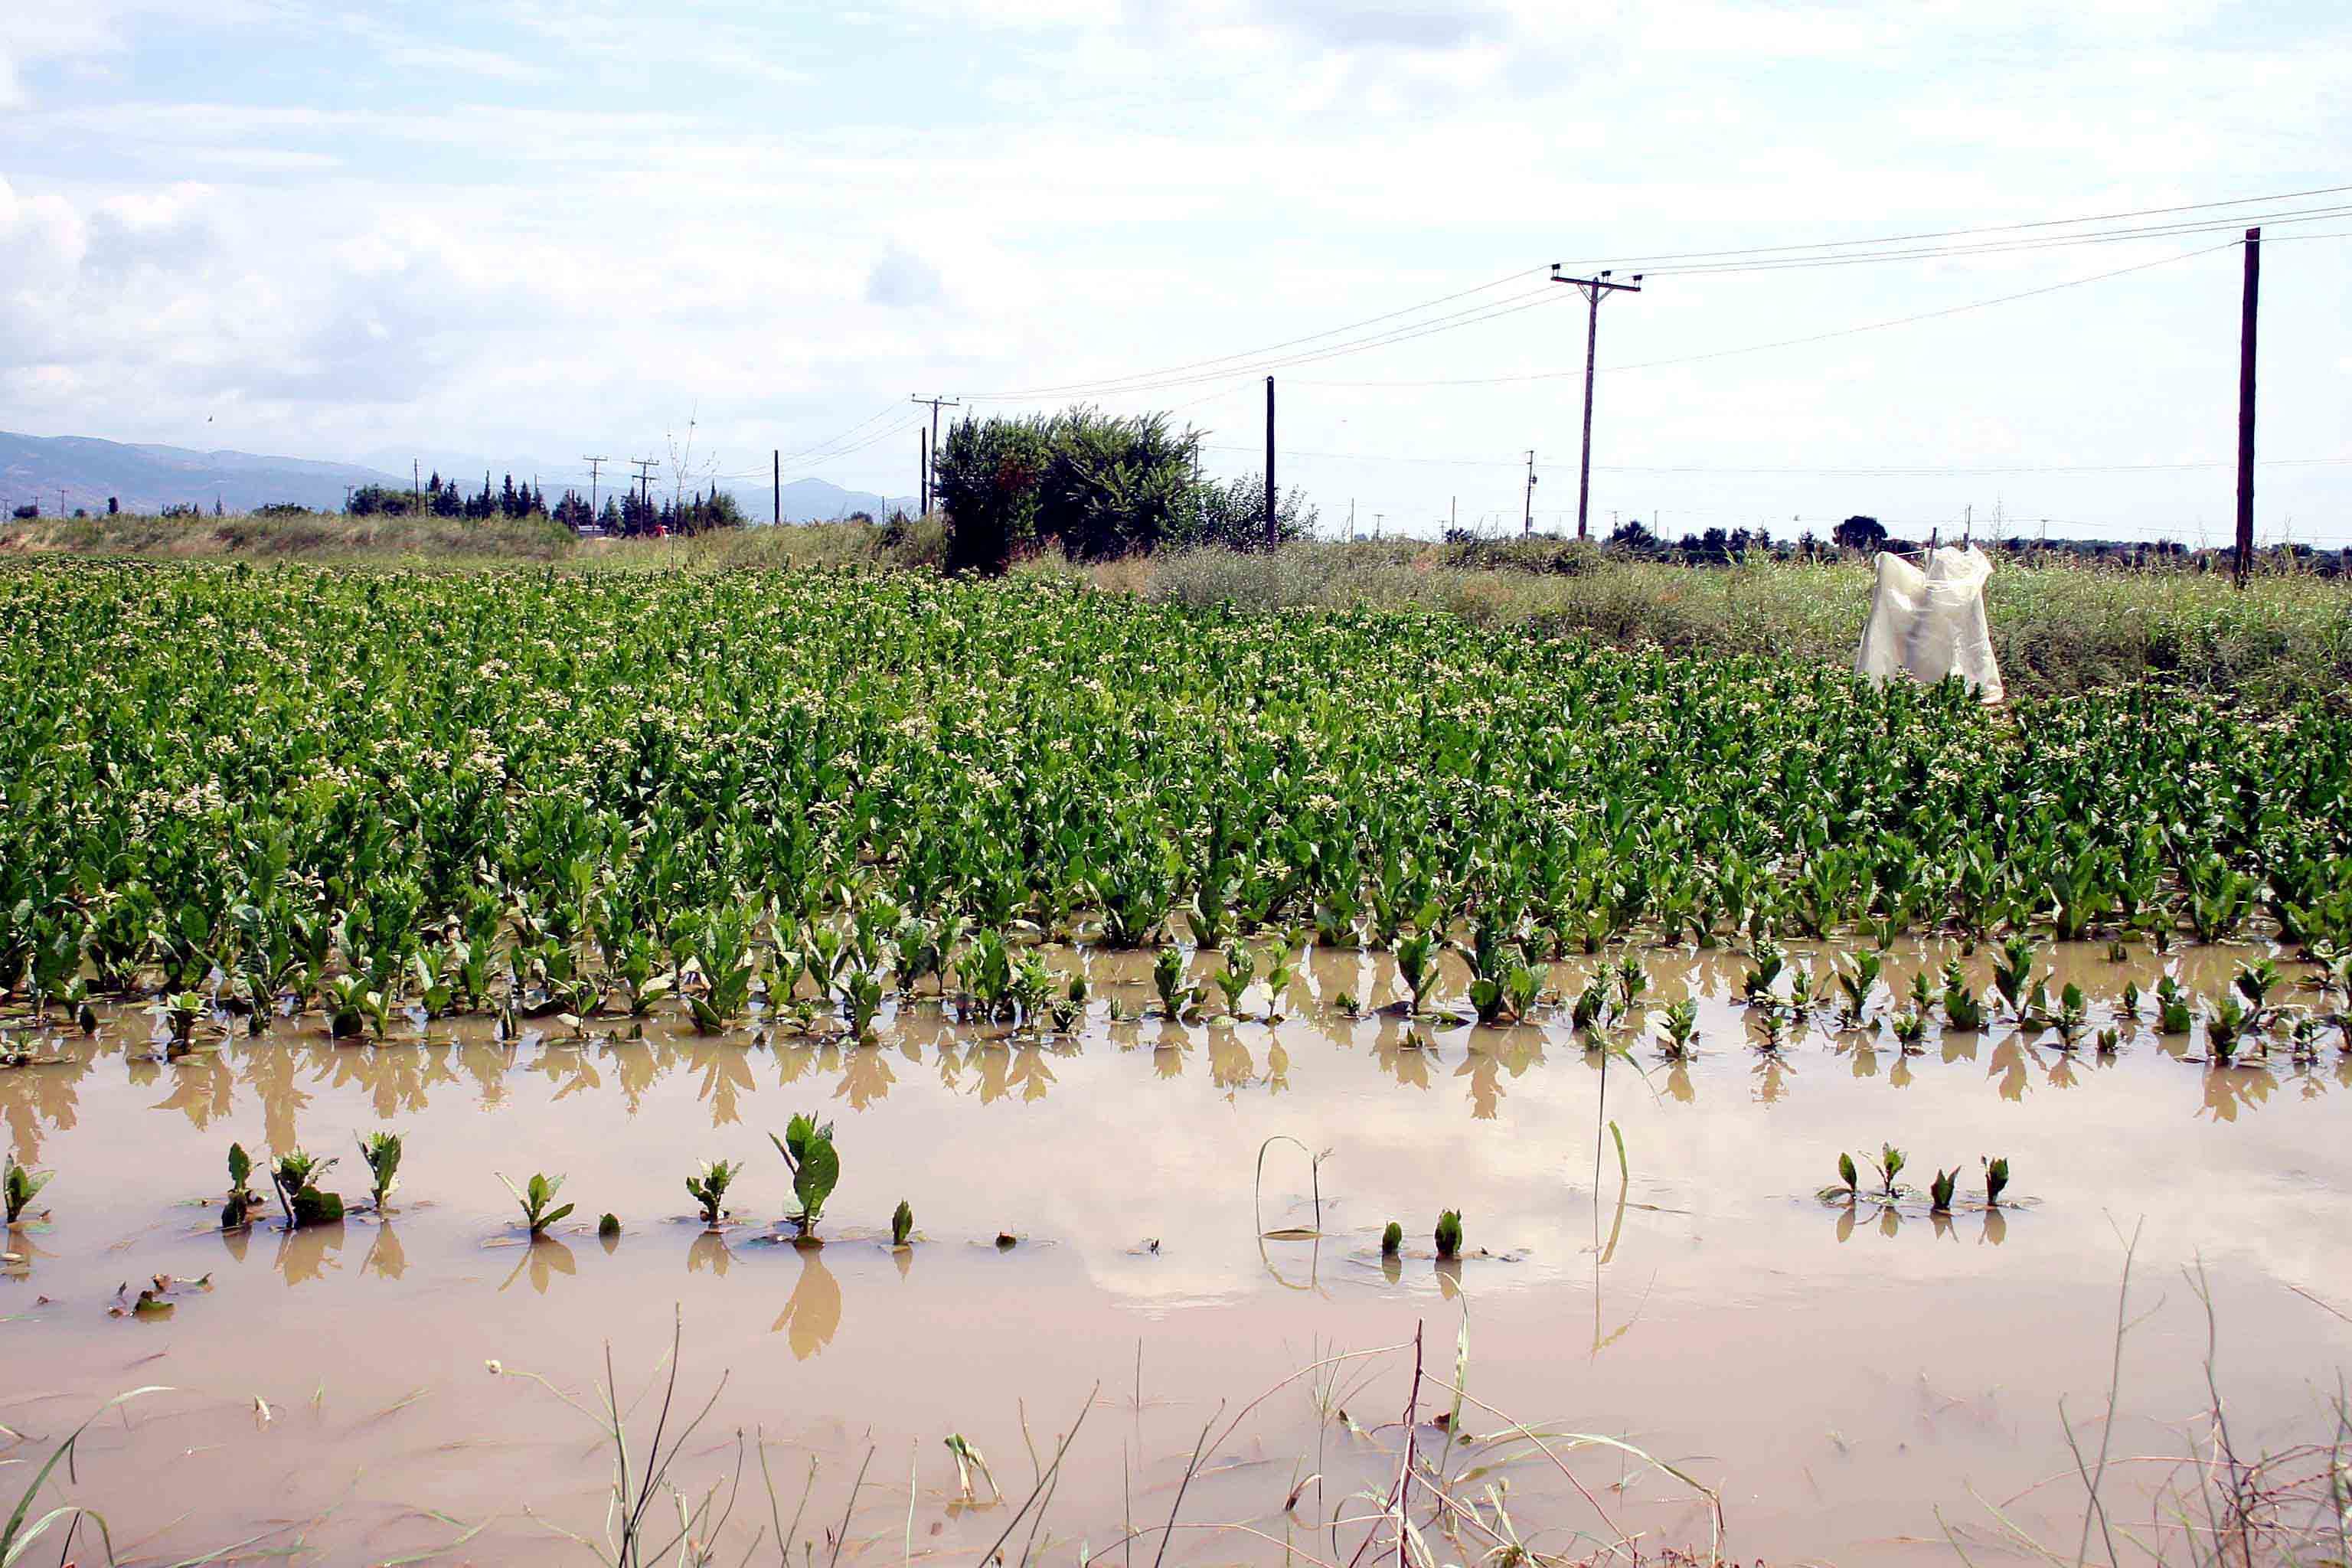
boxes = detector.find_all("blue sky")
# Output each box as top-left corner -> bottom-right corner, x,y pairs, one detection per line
2,0 -> 2347,541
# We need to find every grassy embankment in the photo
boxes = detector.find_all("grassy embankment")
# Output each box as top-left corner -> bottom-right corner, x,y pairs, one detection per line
8,508 -> 2346,703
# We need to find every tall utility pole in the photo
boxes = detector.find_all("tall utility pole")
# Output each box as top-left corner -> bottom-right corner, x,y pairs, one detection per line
1522,450 -> 1537,536
1550,265 -> 1643,540
773,450 -> 781,524
1264,377 -> 1277,548
413,459 -> 422,512
910,395 -> 960,514
583,456 -> 608,519
2235,226 -> 2261,587
629,458 -> 658,515
918,428 -> 927,518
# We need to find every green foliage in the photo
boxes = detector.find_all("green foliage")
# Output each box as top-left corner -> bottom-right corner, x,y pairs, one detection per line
357,1130 -> 403,1209
3,1154 -> 53,1223
769,1112 -> 840,1239
500,1171 -> 572,1237
598,1211 -> 620,1238
891,1197 -> 914,1247
270,1148 -> 343,1229
1836,1151 -> 1858,1197
684,1158 -> 741,1227
1655,998 -> 1699,1060
1434,1208 -> 1463,1261
936,407 -> 1210,571
1983,1155 -> 2011,1207
1929,1168 -> 1957,1213
1381,1220 -> 1403,1256
1870,1143 -> 1905,1200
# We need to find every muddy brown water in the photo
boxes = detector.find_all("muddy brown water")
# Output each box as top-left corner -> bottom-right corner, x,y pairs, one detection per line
3,939 -> 2347,1566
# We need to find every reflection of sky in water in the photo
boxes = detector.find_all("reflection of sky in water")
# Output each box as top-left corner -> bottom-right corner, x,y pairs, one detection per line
2,936 -> 2347,1565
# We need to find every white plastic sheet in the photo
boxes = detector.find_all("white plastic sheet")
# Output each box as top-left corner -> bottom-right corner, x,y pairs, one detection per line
1853,544 -> 2004,703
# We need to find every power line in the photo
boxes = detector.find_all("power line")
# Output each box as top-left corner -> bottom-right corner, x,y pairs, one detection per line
955,266 -> 1547,401
1565,181 -> 2352,270
1199,443 -> 2350,476
1294,237 -> 2245,388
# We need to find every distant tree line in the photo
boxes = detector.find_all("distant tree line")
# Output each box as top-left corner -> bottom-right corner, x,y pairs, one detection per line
345,472 -> 745,536
933,407 -> 1315,573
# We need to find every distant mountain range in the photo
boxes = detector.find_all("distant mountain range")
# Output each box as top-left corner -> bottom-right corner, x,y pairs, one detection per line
2,431 -> 402,515
2,430 -> 916,521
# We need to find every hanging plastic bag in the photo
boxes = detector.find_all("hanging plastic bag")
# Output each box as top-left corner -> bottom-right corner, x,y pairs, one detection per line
1854,544 -> 2004,702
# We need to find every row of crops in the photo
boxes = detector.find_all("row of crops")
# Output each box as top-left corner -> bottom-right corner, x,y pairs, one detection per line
2,562 -> 2347,1024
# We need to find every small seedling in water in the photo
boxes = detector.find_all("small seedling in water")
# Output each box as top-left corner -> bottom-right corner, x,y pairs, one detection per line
1434,1209 -> 1463,1261
272,1148 -> 344,1228
995,1231 -> 1018,1248
597,1212 -> 621,1239
684,1159 -> 742,1228
2120,979 -> 2141,1018
2205,996 -> 2249,1063
769,1112 -> 840,1240
1891,1009 -> 1927,1047
1929,1168 -> 1957,1214
357,1130 -> 403,1210
1152,947 -> 1200,1020
1869,1144 -> 1906,1200
1742,939 -> 1784,1004
4,1154 -> 53,1223
891,1199 -> 914,1247
2235,958 -> 2280,1021
1655,998 -> 1699,1060
500,1171 -> 573,1237
945,1434 -> 998,1502
2051,983 -> 2087,1049
222,1142 -> 260,1229
1983,1155 -> 2011,1208
2155,976 -> 2194,1034
1381,1220 -> 1403,1256
1821,1151 -> 1861,1204
1396,931 -> 1441,1014
1335,990 -> 1361,1017
1836,951 -> 1881,1026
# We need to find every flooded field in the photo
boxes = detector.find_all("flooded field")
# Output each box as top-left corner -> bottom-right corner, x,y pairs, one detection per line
7,938 -> 2348,1566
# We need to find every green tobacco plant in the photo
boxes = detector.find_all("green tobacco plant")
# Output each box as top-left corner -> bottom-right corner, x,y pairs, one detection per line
2205,995 -> 2250,1063
500,1171 -> 572,1237
1395,929 -> 1440,1014
1836,1151 -> 1858,1200
769,1112 -> 839,1240
1929,1168 -> 1957,1214
891,1198 -> 914,1246
1152,945 -> 1199,1019
271,1148 -> 344,1228
684,904 -> 757,1033
1942,959 -> 1987,1031
1434,1209 -> 1463,1261
4,1153 -> 53,1223
1655,998 -> 1699,1060
2155,975 -> 2194,1033
357,1130 -> 403,1210
1835,950 -> 1881,1026
1741,939 -> 1785,1005
684,1159 -> 740,1227
1982,1155 -> 2011,1207
1992,933 -> 2038,1021
2050,982 -> 2088,1048
1869,1144 -> 1906,1200
1891,1009 -> 1927,1047
2233,958 -> 2280,1022
221,1142 -> 260,1229
1381,1220 -> 1403,1256
1213,942 -> 1255,1016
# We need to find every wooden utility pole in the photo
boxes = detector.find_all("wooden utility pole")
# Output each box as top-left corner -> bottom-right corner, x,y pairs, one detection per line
909,395 -> 960,515
1264,376 -> 1277,548
918,428 -> 928,517
1550,265 -> 1642,540
629,458 -> 658,515
582,456 -> 607,519
773,449 -> 781,524
2235,227 -> 2260,587
413,459 -> 421,512
1522,450 -> 1537,536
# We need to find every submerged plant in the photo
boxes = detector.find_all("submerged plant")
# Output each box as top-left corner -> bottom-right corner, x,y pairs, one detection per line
1834,1151 -> 1859,1200
1214,942 -> 1256,1016
357,1130 -> 403,1210
598,1211 -> 621,1238
2156,976 -> 2195,1034
271,1148 -> 345,1228
1152,946 -> 1199,1020
4,1153 -> 53,1223
1891,1008 -> 1927,1047
1869,1143 -> 1906,1201
2233,958 -> 2280,1021
1655,998 -> 1699,1060
891,1198 -> 914,1247
1434,1208 -> 1463,1261
1836,950 -> 1882,1026
769,1112 -> 840,1240
1992,933 -> 2039,1021
1929,1168 -> 1957,1214
1396,930 -> 1441,1014
1942,959 -> 1987,1031
1983,1155 -> 2011,1207
684,1158 -> 741,1227
1741,939 -> 1785,1005
221,1142 -> 260,1229
2050,982 -> 2087,1049
946,1433 -> 998,1503
500,1171 -> 573,1237
1381,1220 -> 1403,1256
